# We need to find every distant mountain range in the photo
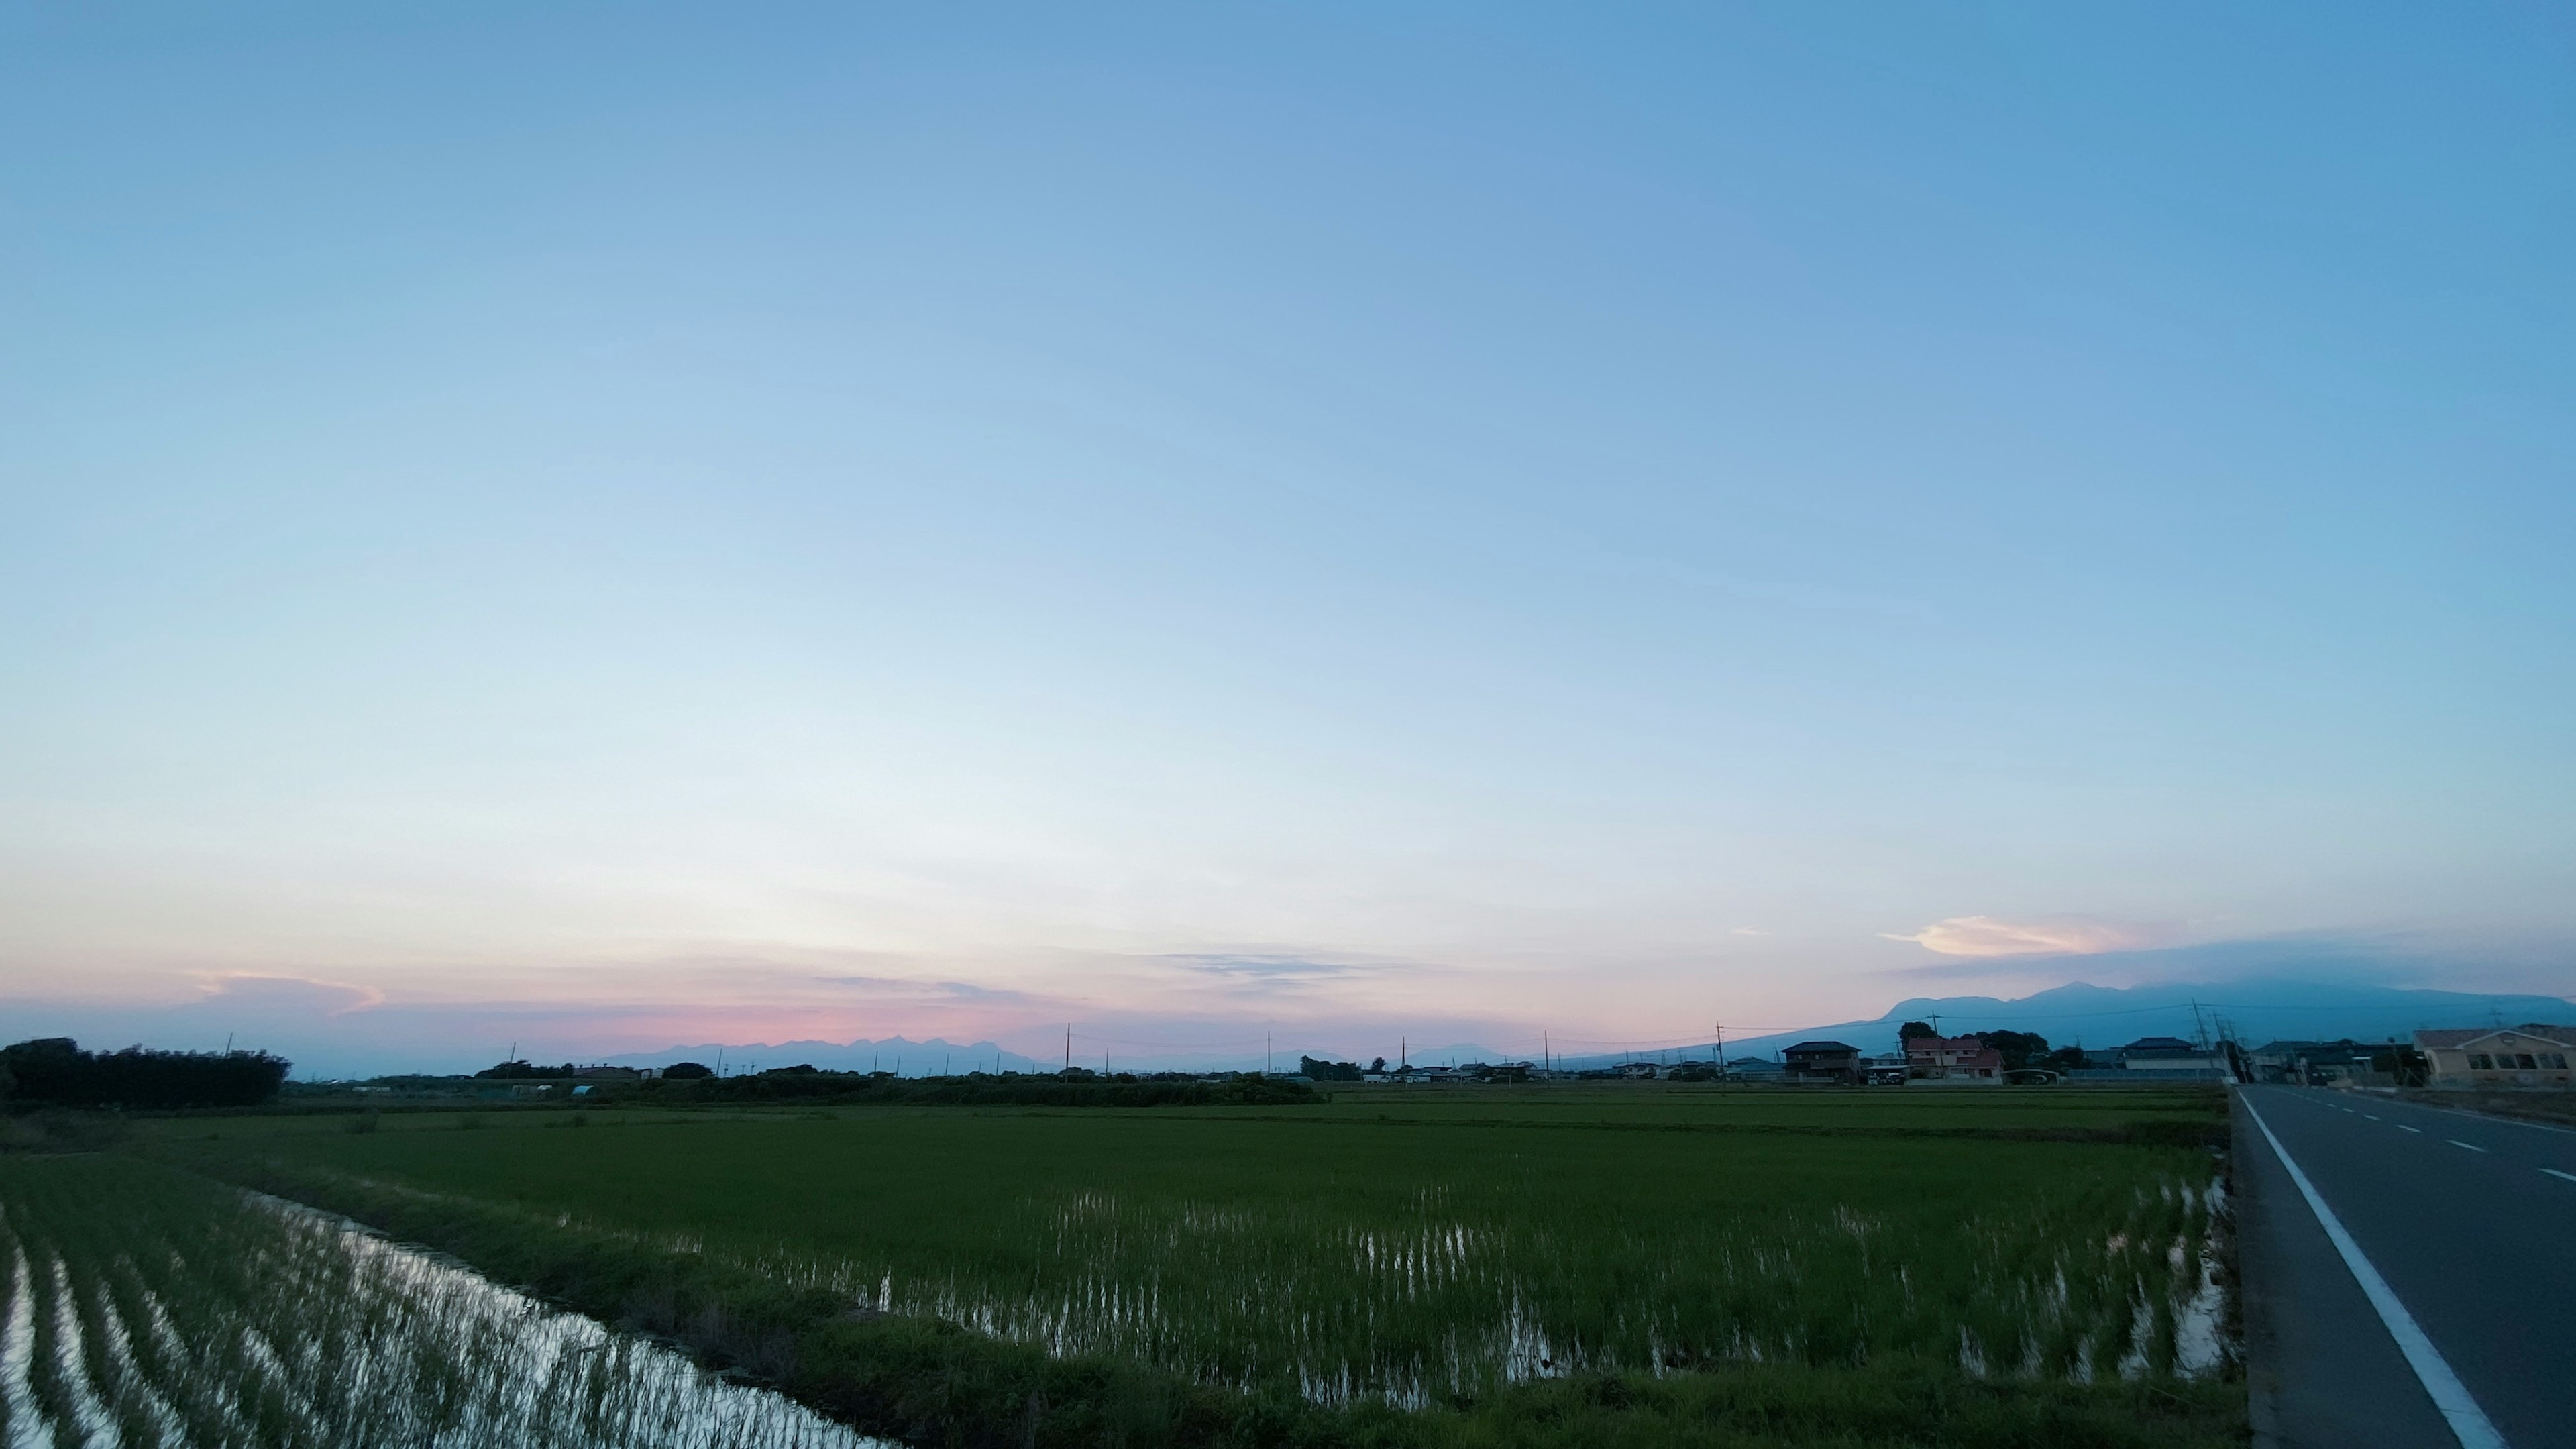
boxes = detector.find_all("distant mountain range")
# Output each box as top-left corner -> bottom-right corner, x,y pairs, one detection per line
594,1038 -> 1047,1076
1560,978 -> 2576,1068
584,981 -> 2571,1077
592,1035 -> 1514,1077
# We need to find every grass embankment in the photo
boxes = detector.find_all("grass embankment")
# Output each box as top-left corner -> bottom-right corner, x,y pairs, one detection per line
140,1086 -> 2242,1448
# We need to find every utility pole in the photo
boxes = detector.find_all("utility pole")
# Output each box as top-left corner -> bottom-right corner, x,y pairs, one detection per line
1401,1036 -> 1407,1072
1267,1030 -> 1272,1077
1543,1030 -> 1550,1078
1064,1024 -> 1072,1074
1715,1022 -> 1727,1083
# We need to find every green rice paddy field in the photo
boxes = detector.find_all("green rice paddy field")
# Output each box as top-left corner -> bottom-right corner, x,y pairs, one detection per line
0,1152 -> 877,1448
103,1084 -> 2244,1448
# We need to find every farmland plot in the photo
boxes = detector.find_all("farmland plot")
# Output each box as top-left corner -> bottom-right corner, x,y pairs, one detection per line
148,1093 -> 2244,1446
0,1153 -> 882,1449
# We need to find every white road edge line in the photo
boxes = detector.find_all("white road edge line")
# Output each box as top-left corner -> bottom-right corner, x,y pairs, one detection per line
2243,1093 -> 2509,1449
2399,1125 -> 2423,1134
2449,1140 -> 2489,1153
2545,1169 -> 2576,1185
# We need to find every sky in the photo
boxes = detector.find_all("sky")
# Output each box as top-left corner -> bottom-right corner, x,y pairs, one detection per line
3,3 -> 2571,1073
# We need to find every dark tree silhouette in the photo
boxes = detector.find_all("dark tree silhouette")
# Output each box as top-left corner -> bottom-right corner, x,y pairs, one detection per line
1,1038 -> 290,1108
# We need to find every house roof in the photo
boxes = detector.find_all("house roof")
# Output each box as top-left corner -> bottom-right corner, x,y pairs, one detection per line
2415,1025 -> 2576,1051
1784,1040 -> 1858,1054
2118,1036 -> 2201,1054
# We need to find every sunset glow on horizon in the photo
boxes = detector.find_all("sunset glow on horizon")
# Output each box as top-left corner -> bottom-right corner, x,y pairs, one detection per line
3,4 -> 2569,1075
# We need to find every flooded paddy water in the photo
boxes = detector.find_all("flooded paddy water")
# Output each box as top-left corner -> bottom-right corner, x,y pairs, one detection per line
0,1154 -> 886,1448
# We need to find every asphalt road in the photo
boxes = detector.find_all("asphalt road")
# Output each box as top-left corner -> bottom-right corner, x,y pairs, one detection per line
2238,1085 -> 2576,1449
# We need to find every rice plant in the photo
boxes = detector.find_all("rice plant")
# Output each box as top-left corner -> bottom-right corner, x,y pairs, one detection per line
0,1153 -> 890,1448
166,1095 -> 2235,1411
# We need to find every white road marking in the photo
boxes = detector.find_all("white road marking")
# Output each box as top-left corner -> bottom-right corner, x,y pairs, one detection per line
2544,1169 -> 2576,1185
2396,1100 -> 2576,1138
2243,1095 -> 2508,1449
2365,1114 -> 2381,1120
2399,1125 -> 2423,1134
2449,1140 -> 2489,1154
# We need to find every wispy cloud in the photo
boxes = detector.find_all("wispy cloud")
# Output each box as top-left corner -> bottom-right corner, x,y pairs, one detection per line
1882,916 -> 2143,958
1159,954 -> 1366,980
812,974 -> 1042,1005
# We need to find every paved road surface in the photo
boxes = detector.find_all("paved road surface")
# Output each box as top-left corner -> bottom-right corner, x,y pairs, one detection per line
2237,1085 -> 2576,1449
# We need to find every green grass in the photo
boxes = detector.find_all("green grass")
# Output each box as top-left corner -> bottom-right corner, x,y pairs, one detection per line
137,1085 -> 2242,1447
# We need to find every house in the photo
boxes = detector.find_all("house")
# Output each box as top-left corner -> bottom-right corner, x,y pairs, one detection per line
2416,1026 -> 2575,1090
2114,1036 -> 2228,1079
1901,1034 -> 2003,1085
1780,1041 -> 1862,1085
1723,1057 -> 1783,1080
2244,1040 -> 2377,1085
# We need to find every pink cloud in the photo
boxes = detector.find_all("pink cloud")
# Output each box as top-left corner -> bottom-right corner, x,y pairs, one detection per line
1881,915 -> 2142,958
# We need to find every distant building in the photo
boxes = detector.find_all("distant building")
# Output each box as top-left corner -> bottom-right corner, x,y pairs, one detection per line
1780,1041 -> 1862,1085
1723,1057 -> 1783,1079
1862,1056 -> 1909,1087
2416,1026 -> 2575,1091
2244,1040 -> 2379,1085
2114,1036 -> 2227,1079
1901,1034 -> 2003,1085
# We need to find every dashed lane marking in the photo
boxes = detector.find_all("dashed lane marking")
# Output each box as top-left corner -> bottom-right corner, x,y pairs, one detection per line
2449,1140 -> 2489,1153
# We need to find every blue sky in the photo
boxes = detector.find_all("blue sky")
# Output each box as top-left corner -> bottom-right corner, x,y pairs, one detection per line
2,3 -> 2569,1069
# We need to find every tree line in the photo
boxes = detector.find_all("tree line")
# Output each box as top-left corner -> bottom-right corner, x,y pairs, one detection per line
0,1038 -> 292,1109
